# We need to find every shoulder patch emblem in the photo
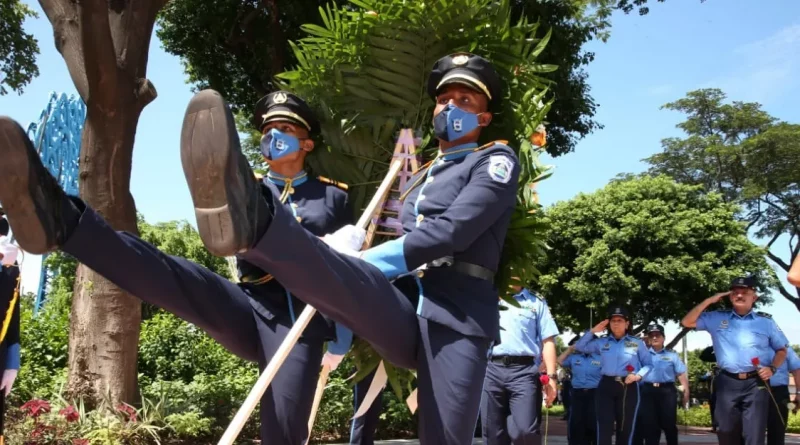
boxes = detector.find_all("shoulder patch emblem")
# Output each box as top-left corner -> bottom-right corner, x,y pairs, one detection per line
488,155 -> 514,184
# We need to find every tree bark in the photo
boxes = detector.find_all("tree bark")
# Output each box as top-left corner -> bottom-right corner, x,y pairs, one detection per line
39,0 -> 166,406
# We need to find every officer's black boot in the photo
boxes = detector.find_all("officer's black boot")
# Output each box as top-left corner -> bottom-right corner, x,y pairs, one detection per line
0,116 -> 80,254
180,89 -> 271,257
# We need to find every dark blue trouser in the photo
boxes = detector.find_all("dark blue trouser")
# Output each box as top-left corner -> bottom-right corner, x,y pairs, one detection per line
638,383 -> 677,445
481,361 -> 542,445
595,376 -> 640,445
766,384 -> 789,445
567,388 -> 596,445
61,206 -> 323,445
715,372 -> 768,445
349,368 -> 384,445
240,185 -> 491,444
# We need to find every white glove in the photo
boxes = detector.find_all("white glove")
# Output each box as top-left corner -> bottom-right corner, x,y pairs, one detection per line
1,369 -> 18,396
322,224 -> 367,257
321,352 -> 345,371
0,237 -> 19,266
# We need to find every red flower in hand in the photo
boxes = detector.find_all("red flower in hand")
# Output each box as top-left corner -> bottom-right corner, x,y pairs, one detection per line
626,365 -> 635,373
751,357 -> 760,367
540,374 -> 550,385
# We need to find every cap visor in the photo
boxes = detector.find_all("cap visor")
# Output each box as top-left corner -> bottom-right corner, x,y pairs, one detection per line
436,68 -> 492,99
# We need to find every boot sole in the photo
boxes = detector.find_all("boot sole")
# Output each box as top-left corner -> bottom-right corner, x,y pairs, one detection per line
180,90 -> 252,257
0,117 -> 57,254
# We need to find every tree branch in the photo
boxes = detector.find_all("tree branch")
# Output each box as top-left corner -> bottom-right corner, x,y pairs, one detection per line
666,327 -> 691,350
766,249 -> 790,272
765,224 -> 785,250
79,0 -> 119,109
38,0 -> 90,100
774,280 -> 800,306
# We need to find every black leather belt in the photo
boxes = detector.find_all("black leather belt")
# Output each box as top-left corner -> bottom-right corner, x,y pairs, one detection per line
721,370 -> 758,380
491,355 -> 535,366
428,257 -> 495,282
644,382 -> 675,388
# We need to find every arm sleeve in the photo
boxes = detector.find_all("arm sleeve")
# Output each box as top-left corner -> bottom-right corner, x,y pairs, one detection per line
674,354 -> 688,374
636,341 -> 653,377
361,150 -> 519,278
695,311 -> 715,332
575,331 -> 600,354
784,348 -> 800,372
537,300 -> 560,341
768,319 -> 790,351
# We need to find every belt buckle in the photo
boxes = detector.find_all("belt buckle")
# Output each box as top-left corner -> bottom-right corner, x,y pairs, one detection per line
501,356 -> 512,366
614,376 -> 623,382
738,373 -> 747,380
652,383 -> 660,387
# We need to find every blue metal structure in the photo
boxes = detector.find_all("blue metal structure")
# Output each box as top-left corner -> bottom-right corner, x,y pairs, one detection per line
25,92 -> 86,312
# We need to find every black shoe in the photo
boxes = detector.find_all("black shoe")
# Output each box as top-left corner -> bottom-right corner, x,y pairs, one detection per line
0,116 -> 78,254
180,89 -> 270,257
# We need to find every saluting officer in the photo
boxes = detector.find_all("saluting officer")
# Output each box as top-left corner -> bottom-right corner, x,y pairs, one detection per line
575,307 -> 652,445
766,334 -> 800,445
0,92 -> 354,444
481,286 -> 559,444
681,276 -> 789,445
1,52 -> 520,444
638,323 -> 689,445
558,332 -> 602,445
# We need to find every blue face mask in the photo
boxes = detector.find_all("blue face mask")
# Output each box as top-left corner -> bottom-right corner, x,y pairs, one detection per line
261,128 -> 301,161
433,103 -> 481,142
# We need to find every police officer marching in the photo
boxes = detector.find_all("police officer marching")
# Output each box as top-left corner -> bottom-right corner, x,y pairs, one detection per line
0,92 -> 354,444
637,323 -> 689,445
575,306 -> 652,445
0,209 -> 22,445
766,338 -> 800,445
481,286 -> 559,444
681,276 -> 789,445
558,332 -> 602,445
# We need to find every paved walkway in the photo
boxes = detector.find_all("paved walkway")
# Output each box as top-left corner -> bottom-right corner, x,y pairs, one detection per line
329,419 -> 800,444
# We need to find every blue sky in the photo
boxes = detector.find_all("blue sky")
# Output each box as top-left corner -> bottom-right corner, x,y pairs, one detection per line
3,0 -> 799,351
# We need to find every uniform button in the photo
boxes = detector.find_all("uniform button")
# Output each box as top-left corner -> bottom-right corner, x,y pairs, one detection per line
288,187 -> 295,195
296,216 -> 302,222
426,177 -> 434,184
416,214 -> 425,223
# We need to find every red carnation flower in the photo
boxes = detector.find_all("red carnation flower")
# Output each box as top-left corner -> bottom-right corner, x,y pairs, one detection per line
751,357 -> 760,366
540,374 -> 550,385
59,405 -> 80,423
626,365 -> 635,373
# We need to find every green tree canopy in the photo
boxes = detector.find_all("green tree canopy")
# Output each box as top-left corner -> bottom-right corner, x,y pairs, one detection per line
644,89 -> 800,312
534,175 -> 774,333
0,0 -> 39,95
156,0 -> 611,157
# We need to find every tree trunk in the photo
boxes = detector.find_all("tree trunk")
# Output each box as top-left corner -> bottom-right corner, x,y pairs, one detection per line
66,107 -> 142,405
38,0 -> 167,406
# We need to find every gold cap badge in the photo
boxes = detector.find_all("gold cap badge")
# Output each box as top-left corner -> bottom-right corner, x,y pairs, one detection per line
273,92 -> 288,104
452,54 -> 469,65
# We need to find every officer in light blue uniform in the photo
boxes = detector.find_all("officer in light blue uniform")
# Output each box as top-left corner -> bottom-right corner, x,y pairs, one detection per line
638,324 -> 688,445
575,306 -> 652,445
481,287 -> 559,444
681,276 -> 789,445
559,333 -> 602,445
765,325 -> 800,445
0,93 -> 353,445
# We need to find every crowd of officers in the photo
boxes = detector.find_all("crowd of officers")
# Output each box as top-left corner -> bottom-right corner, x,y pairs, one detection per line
1,50 -> 799,445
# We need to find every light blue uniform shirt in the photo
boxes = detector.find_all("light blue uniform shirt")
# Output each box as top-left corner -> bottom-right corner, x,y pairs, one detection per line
696,310 -> 789,373
770,347 -> 800,387
562,353 -> 603,389
642,348 -> 686,383
491,289 -> 559,367
575,331 -> 652,378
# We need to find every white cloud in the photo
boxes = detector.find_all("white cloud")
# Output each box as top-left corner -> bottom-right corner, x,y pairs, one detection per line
704,24 -> 800,103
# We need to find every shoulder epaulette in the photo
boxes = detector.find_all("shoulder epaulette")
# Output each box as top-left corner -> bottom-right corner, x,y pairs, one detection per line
756,311 -> 772,319
317,176 -> 348,191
